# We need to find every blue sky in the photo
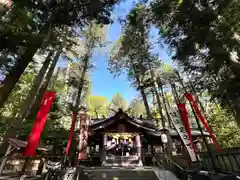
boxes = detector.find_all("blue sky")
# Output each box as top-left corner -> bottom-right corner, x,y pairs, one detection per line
56,1 -> 172,104
90,0 -> 137,103
90,0 -> 172,104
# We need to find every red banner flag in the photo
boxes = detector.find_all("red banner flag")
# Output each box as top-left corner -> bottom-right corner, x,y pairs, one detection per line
184,93 -> 222,152
65,111 -> 77,156
177,104 -> 198,155
23,91 -> 56,156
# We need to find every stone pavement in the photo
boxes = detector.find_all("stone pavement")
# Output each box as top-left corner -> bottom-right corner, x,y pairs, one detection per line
79,166 -> 179,180
0,175 -> 42,180
0,167 -> 179,180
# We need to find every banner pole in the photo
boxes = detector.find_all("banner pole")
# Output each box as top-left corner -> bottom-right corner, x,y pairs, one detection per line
65,111 -> 77,156
191,106 -> 218,171
171,84 -> 198,161
174,70 -> 218,172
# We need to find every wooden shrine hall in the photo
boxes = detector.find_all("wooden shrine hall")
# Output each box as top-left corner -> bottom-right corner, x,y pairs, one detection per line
74,109 -> 210,167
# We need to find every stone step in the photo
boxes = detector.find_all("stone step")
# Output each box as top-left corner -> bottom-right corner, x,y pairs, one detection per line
0,175 -> 41,180
103,155 -> 141,167
83,170 -> 159,180
61,166 -> 180,180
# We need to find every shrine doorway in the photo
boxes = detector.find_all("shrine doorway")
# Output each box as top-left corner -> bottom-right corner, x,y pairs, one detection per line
103,133 -> 142,167
106,133 -> 135,156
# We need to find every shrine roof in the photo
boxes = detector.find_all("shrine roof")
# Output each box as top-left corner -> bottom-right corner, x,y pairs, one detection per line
8,138 -> 49,151
88,109 -> 210,137
89,109 -> 159,131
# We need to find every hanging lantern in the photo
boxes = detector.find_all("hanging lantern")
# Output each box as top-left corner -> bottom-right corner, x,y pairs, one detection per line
161,133 -> 168,144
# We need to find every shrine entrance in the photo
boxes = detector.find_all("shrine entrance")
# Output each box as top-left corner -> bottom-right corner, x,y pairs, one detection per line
81,109 -> 213,169
102,133 -> 142,167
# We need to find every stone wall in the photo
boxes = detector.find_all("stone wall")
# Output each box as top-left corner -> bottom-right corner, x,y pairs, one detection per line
3,157 -> 46,175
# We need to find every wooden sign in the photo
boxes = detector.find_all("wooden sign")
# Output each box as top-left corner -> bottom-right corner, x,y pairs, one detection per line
169,109 -> 197,162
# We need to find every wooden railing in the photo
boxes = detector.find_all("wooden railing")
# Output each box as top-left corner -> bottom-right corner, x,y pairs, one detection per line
171,147 -> 240,176
153,155 -> 212,180
154,155 -> 240,180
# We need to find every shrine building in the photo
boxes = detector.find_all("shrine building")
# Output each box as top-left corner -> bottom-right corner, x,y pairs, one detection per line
75,109 -> 210,167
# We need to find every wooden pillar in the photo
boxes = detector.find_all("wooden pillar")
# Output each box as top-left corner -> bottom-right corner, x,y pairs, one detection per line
20,157 -> 29,176
136,134 -> 143,166
102,134 -> 107,166
200,136 -> 207,151
166,130 -> 173,158
151,144 -> 154,155
0,144 -> 12,175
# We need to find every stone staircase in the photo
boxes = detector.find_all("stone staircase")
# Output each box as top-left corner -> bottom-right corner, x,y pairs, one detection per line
0,174 -> 41,180
66,166 -> 179,180
103,155 -> 142,167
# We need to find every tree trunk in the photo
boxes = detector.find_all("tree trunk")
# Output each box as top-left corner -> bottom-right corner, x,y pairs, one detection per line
188,79 -> 206,115
0,46 -> 38,109
171,83 -> 181,105
15,51 -> 53,122
95,110 -> 98,119
151,89 -> 156,105
152,83 -> 165,127
149,79 -> 172,156
26,50 -> 61,119
76,55 -> 90,153
0,51 -> 53,156
139,85 -> 151,118
0,24 -> 52,109
49,67 -> 60,90
74,55 -> 89,110
164,91 -> 171,109
160,84 -> 172,129
146,60 -> 165,128
164,89 -> 175,156
129,58 -> 151,119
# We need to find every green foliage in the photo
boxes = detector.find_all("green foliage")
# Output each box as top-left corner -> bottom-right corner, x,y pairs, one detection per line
0,66 -> 35,116
0,0 -> 121,149
128,98 -> 146,117
0,60 -> 71,144
158,63 -> 177,84
110,93 -> 127,111
68,61 -> 91,96
41,96 -> 70,146
150,0 -> 240,122
178,0 -> 183,5
207,106 -> 240,148
2,0 -> 240,150
66,22 -> 108,110
1,0 -> 119,50
0,0 -> 121,107
17,96 -> 70,146
87,96 -> 109,118
109,4 -> 152,79
109,4 -> 162,119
